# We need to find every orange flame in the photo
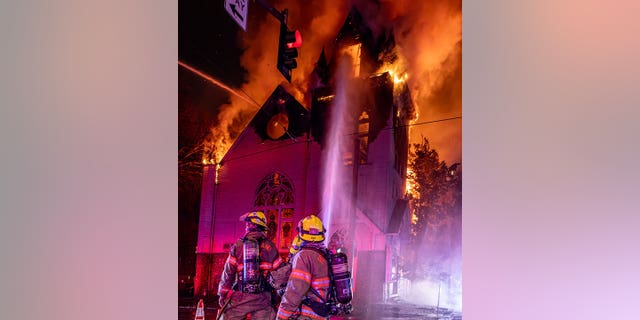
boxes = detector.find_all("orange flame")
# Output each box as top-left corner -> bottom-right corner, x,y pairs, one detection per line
377,62 -> 409,86
202,0 -> 461,166
406,168 -> 417,197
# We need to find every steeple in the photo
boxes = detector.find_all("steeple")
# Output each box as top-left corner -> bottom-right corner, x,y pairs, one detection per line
313,47 -> 330,85
335,7 -> 366,46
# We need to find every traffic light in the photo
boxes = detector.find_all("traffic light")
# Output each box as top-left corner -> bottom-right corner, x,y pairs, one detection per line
277,22 -> 302,82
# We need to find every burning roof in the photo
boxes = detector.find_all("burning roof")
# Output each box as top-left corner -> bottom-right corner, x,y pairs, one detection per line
203,0 -> 460,165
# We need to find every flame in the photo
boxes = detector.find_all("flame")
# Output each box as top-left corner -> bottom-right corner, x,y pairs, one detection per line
202,134 -> 232,165
201,149 -> 223,184
341,44 -> 362,78
199,0 -> 460,169
377,62 -> 409,86
215,162 -> 221,184
411,212 -> 419,225
406,168 -> 417,197
389,69 -> 409,84
197,1 -> 350,169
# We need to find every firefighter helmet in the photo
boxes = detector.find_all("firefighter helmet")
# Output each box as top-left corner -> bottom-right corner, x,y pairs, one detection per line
242,211 -> 268,229
297,215 -> 325,242
289,234 -> 303,256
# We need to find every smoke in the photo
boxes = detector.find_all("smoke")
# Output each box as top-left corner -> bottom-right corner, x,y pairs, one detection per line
200,0 -> 462,309
405,274 -> 462,312
206,0 -> 460,164
361,0 -> 462,164
204,0 -> 349,162
405,218 -> 463,311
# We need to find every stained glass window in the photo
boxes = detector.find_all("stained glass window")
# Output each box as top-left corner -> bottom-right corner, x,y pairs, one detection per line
253,172 -> 295,252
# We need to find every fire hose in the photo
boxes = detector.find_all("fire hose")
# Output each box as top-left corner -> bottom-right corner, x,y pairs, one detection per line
215,293 -> 233,320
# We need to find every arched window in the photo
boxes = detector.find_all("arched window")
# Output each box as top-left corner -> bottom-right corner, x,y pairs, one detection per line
254,172 -> 295,252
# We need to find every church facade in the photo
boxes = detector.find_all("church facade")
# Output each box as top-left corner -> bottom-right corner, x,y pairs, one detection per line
194,9 -> 414,306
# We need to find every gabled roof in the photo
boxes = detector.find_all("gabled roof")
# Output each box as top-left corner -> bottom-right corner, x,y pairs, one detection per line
220,85 -> 309,164
249,85 -> 310,142
335,8 -> 366,46
313,48 -> 330,85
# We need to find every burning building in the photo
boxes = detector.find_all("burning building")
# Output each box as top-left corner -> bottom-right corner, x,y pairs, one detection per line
195,8 -> 418,309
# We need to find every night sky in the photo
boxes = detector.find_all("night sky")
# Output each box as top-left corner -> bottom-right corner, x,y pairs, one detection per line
178,0 -> 276,278
179,0 -> 246,87
178,0 -> 244,278
178,0 -> 308,278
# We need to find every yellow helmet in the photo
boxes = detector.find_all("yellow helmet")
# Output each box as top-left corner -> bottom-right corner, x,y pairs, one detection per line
242,211 -> 268,229
289,235 -> 303,256
297,215 -> 325,242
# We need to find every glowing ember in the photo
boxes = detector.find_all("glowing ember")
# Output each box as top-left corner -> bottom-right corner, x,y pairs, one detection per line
411,212 -> 419,225
406,168 -> 417,196
215,162 -> 221,184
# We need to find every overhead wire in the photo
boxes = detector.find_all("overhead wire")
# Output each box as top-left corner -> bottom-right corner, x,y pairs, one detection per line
219,115 -> 461,164
179,60 -> 460,164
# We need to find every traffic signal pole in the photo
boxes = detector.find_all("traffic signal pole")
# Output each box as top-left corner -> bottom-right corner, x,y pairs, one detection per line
254,0 -> 286,23
253,0 -> 300,82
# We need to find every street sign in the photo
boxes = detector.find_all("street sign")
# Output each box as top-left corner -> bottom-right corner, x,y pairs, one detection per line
224,0 -> 248,31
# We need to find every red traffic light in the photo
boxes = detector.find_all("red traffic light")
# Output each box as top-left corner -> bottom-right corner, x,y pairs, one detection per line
278,23 -> 300,82
286,30 -> 302,49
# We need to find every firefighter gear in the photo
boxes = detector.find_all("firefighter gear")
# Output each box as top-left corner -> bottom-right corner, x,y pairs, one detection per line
296,215 -> 325,242
329,250 -> 353,305
276,242 -> 331,320
289,234 -> 303,256
218,230 -> 284,320
268,235 -> 303,297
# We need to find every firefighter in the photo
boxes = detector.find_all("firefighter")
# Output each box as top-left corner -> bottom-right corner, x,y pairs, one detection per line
268,234 -> 303,297
218,211 -> 284,320
276,215 -> 332,320
289,234 -> 303,257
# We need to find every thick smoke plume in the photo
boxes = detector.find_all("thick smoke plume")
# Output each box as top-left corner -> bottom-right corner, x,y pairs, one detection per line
207,0 -> 461,165
356,0 -> 462,164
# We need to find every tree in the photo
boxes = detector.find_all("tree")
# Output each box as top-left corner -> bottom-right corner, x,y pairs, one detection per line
406,137 -> 461,280
178,75 -> 218,284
